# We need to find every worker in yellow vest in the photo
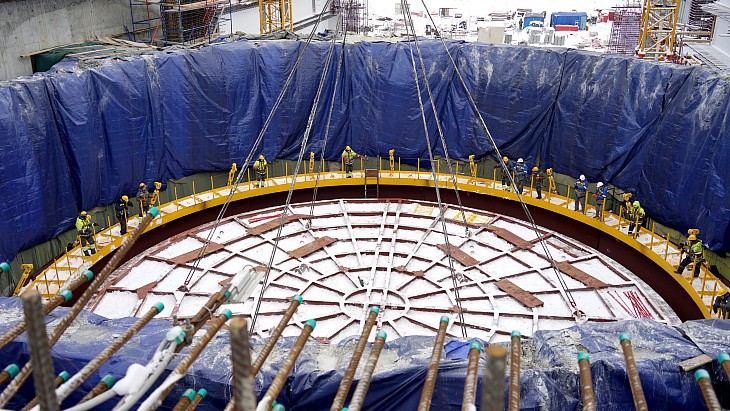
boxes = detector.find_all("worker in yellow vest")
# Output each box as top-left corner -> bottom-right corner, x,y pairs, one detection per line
254,155 -> 268,188
342,146 -> 361,178
75,211 -> 97,256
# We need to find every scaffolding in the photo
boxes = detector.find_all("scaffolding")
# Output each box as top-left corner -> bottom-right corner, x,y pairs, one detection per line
259,0 -> 294,34
637,0 -> 681,60
608,6 -> 642,54
159,0 -> 233,45
332,0 -> 368,34
129,0 -> 163,43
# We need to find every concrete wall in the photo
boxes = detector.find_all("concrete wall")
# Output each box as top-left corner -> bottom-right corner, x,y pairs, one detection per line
0,0 -> 132,81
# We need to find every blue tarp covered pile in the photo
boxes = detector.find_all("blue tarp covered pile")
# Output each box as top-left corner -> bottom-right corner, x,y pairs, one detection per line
1,40 -> 730,264
0,299 -> 728,410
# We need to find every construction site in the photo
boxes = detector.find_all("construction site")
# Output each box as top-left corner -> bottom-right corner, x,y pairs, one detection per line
0,0 -> 730,410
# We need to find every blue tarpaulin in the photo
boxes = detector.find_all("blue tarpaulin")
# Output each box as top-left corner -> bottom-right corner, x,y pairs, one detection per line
0,298 -> 727,410
1,40 -> 730,265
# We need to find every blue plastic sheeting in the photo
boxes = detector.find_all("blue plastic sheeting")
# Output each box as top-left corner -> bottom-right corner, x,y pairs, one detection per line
0,298 -> 728,410
1,40 -> 730,264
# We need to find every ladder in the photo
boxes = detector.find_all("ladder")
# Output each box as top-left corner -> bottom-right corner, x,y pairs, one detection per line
364,169 -> 379,198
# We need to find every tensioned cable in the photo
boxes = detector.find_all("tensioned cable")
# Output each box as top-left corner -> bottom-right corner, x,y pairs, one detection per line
401,0 -> 467,338
250,10 -> 343,334
308,1 -> 353,224
180,0 -> 338,291
417,0 -> 580,315
401,3 -> 471,238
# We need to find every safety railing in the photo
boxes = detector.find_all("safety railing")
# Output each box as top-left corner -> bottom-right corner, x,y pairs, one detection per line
22,155 -> 728,317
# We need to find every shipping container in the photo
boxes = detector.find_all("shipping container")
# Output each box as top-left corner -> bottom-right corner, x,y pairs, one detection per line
522,13 -> 544,29
549,12 -> 588,30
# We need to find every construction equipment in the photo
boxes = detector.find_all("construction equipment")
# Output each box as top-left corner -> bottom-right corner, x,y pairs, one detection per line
259,0 -> 293,34
637,0 -> 681,60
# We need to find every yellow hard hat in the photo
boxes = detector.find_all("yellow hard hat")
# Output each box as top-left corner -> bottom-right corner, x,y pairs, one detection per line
688,234 -> 697,241
532,166 -> 539,172
79,211 -> 87,217
139,182 -> 146,188
345,146 -> 351,151
623,193 -> 632,201
121,195 -> 129,202
259,155 -> 264,160
503,156 -> 508,162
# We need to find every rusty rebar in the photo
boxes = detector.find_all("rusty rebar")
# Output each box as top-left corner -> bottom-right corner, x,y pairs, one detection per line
78,374 -> 115,403
22,289 -> 59,411
187,388 -> 207,410
143,309 -> 232,410
347,331 -> 388,411
231,317 -> 257,411
417,315 -> 449,411
480,344 -> 507,411
0,270 -> 93,351
719,353 -> 730,381
695,369 -> 722,411
619,334 -> 647,411
51,303 -> 163,405
258,319 -> 317,410
0,364 -> 19,386
462,341 -> 483,411
172,388 -> 195,411
332,306 -> 380,411
578,352 -> 596,411
0,208 -> 160,407
251,295 -> 303,374
508,331 -> 521,411
21,371 -> 71,411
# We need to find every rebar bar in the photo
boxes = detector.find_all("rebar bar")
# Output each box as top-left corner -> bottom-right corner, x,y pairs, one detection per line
695,369 -> 722,411
417,315 -> 449,411
172,388 -> 195,411
251,295 -> 302,374
0,364 -> 19,386
78,374 -> 115,403
332,306 -> 380,411
0,270 -> 93,351
508,331 -> 521,411
144,309 -> 232,410
347,331 -> 387,411
480,344 -> 507,411
231,317 -> 256,411
258,319 -> 317,410
51,302 -> 163,405
22,289 -> 59,411
462,341 -> 483,411
187,388 -> 207,410
21,371 -> 71,411
578,352 -> 596,411
618,334 -> 647,411
0,208 -> 160,407
719,353 -> 730,380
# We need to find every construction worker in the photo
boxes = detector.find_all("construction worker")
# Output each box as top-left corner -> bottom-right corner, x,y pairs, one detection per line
114,195 -> 133,235
498,156 -> 515,190
254,155 -> 268,187
712,292 -> 730,319
532,166 -> 544,199
137,182 -> 150,217
675,232 -> 704,277
627,200 -> 644,236
342,146 -> 359,178
75,211 -> 96,256
573,175 -> 588,214
593,182 -> 607,220
513,158 -> 528,194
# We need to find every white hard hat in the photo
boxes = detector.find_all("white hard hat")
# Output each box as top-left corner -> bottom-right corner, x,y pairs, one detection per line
517,158 -> 524,163
597,182 -> 603,188
580,175 -> 585,180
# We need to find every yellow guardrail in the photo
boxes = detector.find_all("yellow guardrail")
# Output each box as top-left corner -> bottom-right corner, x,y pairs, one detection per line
20,157 -> 727,318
